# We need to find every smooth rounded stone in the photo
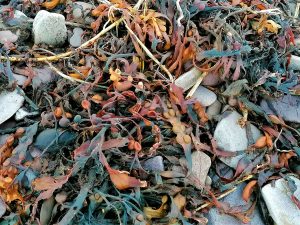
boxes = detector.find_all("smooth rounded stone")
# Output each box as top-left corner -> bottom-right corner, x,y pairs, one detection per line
213,111 -> 262,169
192,85 -> 217,107
72,2 -> 94,22
190,151 -> 211,189
12,73 -> 27,86
0,90 -> 24,125
143,156 -> 164,172
34,129 -> 77,153
206,100 -> 222,120
175,67 -> 202,91
262,176 -> 300,225
32,67 -> 57,89
33,10 -> 67,46
207,183 -> 264,225
0,30 -> 18,44
202,72 -> 221,86
261,95 -> 300,123
289,55 -> 300,71
70,28 -> 84,47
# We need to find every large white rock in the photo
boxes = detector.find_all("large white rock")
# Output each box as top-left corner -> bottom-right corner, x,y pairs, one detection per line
33,10 -> 67,46
192,85 -> 217,107
262,176 -> 300,225
213,111 -> 262,168
0,90 -> 24,124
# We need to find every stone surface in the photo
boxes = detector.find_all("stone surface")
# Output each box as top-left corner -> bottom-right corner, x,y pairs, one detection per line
213,111 -> 262,168
15,108 -> 39,121
206,100 -> 222,120
261,95 -> 300,123
143,156 -> 164,172
192,85 -> 217,107
32,67 -> 57,89
72,2 -> 94,22
289,55 -> 300,71
33,10 -> 67,46
12,73 -> 27,86
175,67 -> 202,91
207,183 -> 264,225
34,129 -> 77,153
190,151 -> 211,188
262,176 -> 300,225
0,90 -> 24,125
0,31 -> 18,44
70,28 -> 84,47
202,72 -> 221,86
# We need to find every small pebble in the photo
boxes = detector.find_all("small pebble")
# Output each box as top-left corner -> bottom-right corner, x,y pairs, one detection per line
70,27 -> 84,47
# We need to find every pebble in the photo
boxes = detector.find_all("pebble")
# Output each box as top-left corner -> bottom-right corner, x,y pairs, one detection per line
262,176 -> 300,225
207,183 -> 264,225
32,67 -> 56,89
213,111 -> 262,169
0,90 -> 24,125
12,73 -> 27,86
143,156 -> 164,172
15,108 -> 39,121
190,151 -> 211,189
72,2 -> 94,22
202,72 -> 221,86
34,129 -> 77,153
33,10 -> 67,46
70,28 -> 84,47
0,30 -> 18,44
289,55 -> 300,71
261,95 -> 300,123
175,67 -> 202,91
206,100 -> 222,120
192,85 -> 217,107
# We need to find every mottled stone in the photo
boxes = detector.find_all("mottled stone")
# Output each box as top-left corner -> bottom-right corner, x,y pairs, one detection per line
33,10 -> 67,46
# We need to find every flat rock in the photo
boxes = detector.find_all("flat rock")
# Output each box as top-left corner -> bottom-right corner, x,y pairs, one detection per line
143,156 -> 164,172
261,95 -> 300,123
175,67 -> 202,91
262,176 -> 300,225
213,111 -> 262,168
190,151 -> 211,188
33,10 -> 67,46
192,85 -> 217,107
0,90 -> 24,125
206,100 -> 222,120
207,183 -> 264,225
